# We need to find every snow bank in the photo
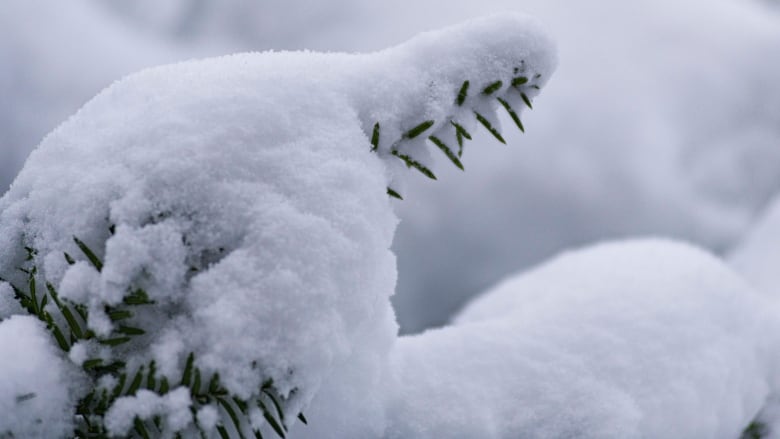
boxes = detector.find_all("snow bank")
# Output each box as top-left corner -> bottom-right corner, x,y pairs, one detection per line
0,14 -> 555,435
0,315 -> 86,438
386,240 -> 774,438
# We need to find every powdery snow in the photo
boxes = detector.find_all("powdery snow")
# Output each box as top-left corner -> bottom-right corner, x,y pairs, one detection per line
385,240 -> 776,438
0,315 -> 87,438
0,14 -> 556,435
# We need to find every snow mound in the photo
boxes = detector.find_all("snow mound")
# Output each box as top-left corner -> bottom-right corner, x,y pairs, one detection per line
387,239 -> 774,438
0,13 -> 556,435
0,315 -> 86,438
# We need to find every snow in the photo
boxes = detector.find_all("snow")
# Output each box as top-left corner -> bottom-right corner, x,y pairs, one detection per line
0,13 -> 555,435
3,0 -> 779,338
0,281 -> 23,319
105,387 -> 192,436
0,315 -> 86,438
389,0 -> 780,333
2,2 -> 780,436
386,239 -> 775,438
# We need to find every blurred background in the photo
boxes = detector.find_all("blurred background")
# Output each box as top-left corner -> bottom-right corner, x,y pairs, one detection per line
2,0 -> 779,334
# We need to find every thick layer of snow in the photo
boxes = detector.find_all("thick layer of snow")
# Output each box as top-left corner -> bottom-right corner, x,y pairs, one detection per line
0,14 -> 555,435
3,0 -> 780,337
386,240 -> 775,438
105,387 -> 193,436
0,315 -> 86,438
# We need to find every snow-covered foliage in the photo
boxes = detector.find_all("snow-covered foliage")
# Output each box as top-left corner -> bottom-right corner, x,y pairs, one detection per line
387,240 -> 776,438
4,0 -> 780,338
0,14 -> 555,437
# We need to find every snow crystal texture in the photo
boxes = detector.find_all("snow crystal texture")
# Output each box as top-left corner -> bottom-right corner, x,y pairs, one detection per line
386,240 -> 775,439
0,316 -> 85,438
0,14 -> 556,436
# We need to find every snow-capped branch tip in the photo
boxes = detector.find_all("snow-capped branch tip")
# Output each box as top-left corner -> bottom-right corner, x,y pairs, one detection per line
375,71 -> 547,198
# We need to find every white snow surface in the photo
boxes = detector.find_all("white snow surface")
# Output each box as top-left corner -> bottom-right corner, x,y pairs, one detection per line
385,239 -> 777,438
0,14 -> 555,435
105,387 -> 193,436
0,315 -> 86,438
3,0 -> 780,338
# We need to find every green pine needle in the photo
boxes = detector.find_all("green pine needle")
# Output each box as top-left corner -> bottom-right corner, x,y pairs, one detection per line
391,150 -> 437,180
112,374 -> 127,399
99,337 -> 132,347
497,97 -> 525,133
123,288 -> 154,306
117,325 -> 145,336
521,92 -> 533,109
217,397 -> 247,439
217,425 -> 231,439
108,309 -> 133,321
147,361 -> 157,390
73,236 -> 103,272
482,80 -> 502,95
474,111 -> 506,144
456,80 -> 470,106
428,136 -> 464,170
134,417 -> 151,439
262,389 -> 287,427
512,76 -> 529,87
83,359 -> 104,369
404,120 -> 435,139
259,399 -> 287,438
192,368 -> 202,395
450,121 -> 472,140
387,187 -> 403,200
370,122 -> 380,151
182,352 -> 195,387
127,366 -> 145,395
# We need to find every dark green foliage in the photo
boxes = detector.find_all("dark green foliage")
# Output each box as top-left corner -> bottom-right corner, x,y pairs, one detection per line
391,150 -> 437,180
482,80 -> 503,95
370,69 -> 542,199
386,188 -> 403,200
73,236 -> 103,272
497,97 -> 525,133
456,81 -> 470,106
428,136 -> 464,171
403,120 -> 435,139
474,112 -> 506,144
511,76 -> 528,87
4,237 -> 305,438
521,92 -> 533,109
741,421 -> 769,439
370,122 -> 380,151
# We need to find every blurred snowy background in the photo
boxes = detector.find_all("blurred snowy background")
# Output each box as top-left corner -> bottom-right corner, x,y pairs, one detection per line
2,0 -> 779,334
